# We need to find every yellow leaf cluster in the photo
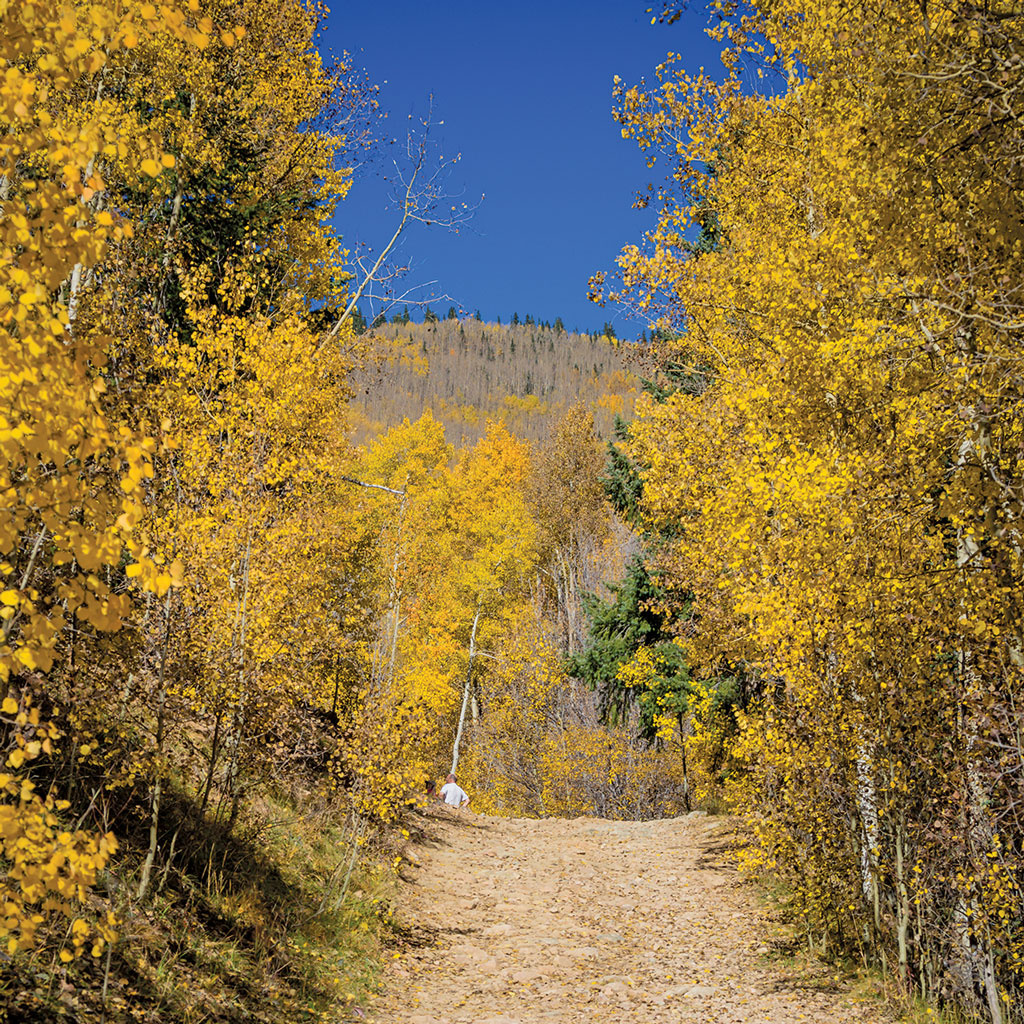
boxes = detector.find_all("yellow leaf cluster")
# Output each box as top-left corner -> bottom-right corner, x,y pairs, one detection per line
612,0 -> 1024,1012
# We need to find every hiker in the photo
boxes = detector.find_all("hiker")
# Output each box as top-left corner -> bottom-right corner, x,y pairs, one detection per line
439,773 -> 470,809
425,777 -> 438,801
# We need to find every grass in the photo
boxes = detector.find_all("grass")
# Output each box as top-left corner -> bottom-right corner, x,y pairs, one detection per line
0,783 -> 402,1023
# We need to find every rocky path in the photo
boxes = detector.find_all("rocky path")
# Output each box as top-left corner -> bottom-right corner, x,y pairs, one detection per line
370,810 -> 892,1024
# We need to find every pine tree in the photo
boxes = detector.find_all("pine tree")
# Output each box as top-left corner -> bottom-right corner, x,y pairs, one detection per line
566,558 -> 691,739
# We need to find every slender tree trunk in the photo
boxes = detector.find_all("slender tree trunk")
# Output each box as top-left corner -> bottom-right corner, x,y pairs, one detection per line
199,707 -> 224,816
451,600 -> 482,776
677,713 -> 692,812
137,591 -> 173,901
2,527 -> 46,646
842,634 -> 882,936
895,814 -> 911,982
387,491 -> 408,690
856,744 -> 880,910
387,597 -> 401,689
950,346 -> 1003,1023
222,530 -> 252,834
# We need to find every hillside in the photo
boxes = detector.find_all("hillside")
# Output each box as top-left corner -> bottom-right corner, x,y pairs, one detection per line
350,318 -> 640,444
7,1 -> 1018,1022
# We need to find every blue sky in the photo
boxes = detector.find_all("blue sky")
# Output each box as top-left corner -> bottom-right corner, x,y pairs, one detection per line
321,1 -> 722,338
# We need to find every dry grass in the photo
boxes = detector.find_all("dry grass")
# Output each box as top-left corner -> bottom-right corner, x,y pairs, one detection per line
0,785 -> 402,1023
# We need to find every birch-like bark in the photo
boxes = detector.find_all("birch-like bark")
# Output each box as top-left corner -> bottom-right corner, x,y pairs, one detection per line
451,600 -> 482,776
856,746 -> 880,906
895,815 -> 911,977
841,635 -> 881,921
950,321 -> 1003,1023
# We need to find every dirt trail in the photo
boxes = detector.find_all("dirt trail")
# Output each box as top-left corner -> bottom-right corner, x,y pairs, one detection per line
370,810 -> 891,1024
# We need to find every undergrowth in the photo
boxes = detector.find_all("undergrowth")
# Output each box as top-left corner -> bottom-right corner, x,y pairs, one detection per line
746,845 -> 970,1024
0,783 -> 403,1023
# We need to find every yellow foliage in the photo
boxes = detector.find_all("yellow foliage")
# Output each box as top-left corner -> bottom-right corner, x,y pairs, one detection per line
461,617 -> 691,821
610,0 -> 1024,1012
0,0 -> 219,955
458,610 -> 561,815
537,725 -> 689,821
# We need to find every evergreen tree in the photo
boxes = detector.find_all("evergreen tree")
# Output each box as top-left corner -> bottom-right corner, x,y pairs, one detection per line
602,416 -> 644,528
566,558 -> 692,740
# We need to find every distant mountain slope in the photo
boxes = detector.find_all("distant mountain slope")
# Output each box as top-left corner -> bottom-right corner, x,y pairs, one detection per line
350,318 -> 639,444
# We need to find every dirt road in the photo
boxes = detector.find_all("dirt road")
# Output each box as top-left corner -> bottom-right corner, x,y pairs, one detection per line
370,810 -> 892,1024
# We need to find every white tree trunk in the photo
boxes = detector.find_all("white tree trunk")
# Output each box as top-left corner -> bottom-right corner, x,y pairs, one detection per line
451,601 -> 482,776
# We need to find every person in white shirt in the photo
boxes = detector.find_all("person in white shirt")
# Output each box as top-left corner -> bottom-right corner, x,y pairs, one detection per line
440,773 -> 470,809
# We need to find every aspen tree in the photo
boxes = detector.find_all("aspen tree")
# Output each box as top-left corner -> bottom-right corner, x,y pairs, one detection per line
0,0 -> 211,958
608,1 -> 1024,1014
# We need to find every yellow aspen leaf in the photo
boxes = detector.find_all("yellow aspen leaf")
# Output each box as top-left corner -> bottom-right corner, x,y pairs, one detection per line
14,648 -> 36,670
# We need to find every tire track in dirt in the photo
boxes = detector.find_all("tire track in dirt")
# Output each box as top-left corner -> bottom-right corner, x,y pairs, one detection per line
369,810 -> 893,1024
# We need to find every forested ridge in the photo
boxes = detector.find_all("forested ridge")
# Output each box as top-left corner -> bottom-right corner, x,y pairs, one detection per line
350,318 -> 638,444
2,0 -> 1023,1022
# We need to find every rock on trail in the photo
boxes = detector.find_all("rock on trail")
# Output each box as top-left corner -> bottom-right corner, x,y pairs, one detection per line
369,811 -> 890,1024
